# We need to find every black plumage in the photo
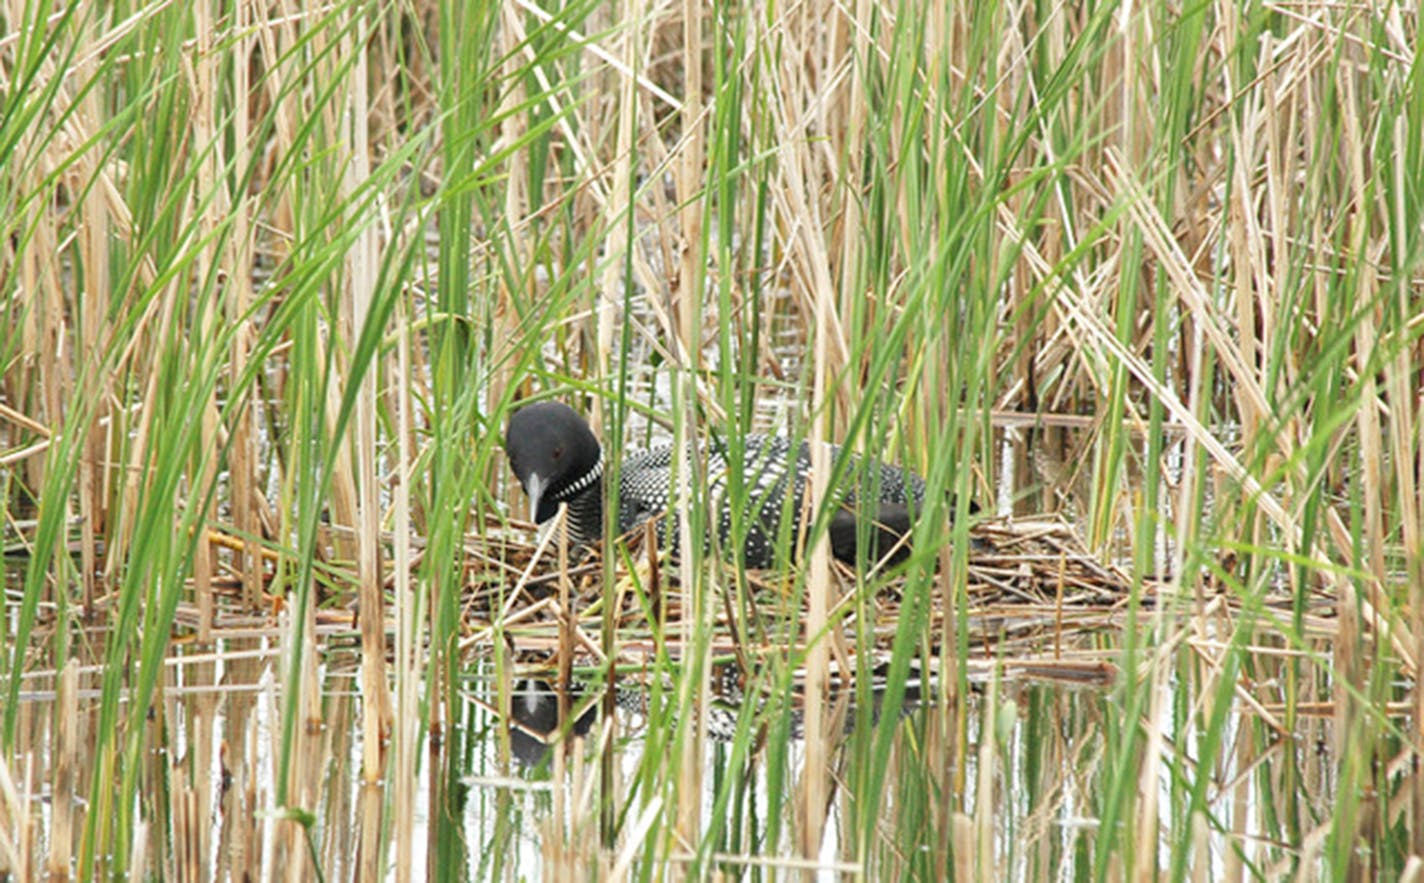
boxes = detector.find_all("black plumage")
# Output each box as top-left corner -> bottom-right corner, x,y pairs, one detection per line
504,401 -> 931,567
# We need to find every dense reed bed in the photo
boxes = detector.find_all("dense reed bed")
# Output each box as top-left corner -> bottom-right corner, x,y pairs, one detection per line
1,0 -> 1421,879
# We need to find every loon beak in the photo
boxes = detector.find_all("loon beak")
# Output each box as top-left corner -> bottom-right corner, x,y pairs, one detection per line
525,471 -> 546,522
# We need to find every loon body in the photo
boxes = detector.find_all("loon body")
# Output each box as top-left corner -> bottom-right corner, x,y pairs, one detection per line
504,401 -> 929,567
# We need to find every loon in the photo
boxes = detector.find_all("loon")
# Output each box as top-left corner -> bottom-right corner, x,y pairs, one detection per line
503,401 -> 932,568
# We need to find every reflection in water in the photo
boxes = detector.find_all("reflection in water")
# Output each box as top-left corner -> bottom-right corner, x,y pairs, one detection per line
1,590 -> 1345,880
466,667 -> 1127,878
497,664 -> 932,766
506,679 -> 597,767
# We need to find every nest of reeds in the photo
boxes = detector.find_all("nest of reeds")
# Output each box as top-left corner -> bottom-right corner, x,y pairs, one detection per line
461,515 -> 1150,693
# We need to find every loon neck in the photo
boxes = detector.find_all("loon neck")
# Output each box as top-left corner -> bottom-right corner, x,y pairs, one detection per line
554,452 -> 603,504
539,455 -> 605,547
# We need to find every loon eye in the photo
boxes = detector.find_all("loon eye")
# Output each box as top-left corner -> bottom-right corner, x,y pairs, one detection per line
552,445 -> 564,460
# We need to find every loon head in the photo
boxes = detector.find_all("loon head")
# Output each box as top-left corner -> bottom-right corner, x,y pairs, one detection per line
504,402 -> 604,523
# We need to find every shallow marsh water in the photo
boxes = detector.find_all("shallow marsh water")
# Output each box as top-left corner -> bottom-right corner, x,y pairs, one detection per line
3,527 -> 1351,881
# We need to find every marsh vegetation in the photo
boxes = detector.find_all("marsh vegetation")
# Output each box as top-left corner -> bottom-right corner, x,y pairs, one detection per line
1,0 -> 1421,879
